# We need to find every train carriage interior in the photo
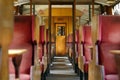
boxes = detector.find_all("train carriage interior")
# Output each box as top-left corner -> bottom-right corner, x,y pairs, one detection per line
0,0 -> 120,80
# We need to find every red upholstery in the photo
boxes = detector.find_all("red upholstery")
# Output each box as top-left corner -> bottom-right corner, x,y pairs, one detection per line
39,25 -> 46,75
83,26 -> 92,62
81,26 -> 92,73
39,44 -> 43,61
9,16 -> 34,80
39,25 -> 45,70
46,29 -> 49,43
75,29 -> 79,43
97,16 -> 120,80
84,61 -> 89,73
39,25 -> 45,44
83,26 -> 92,45
75,30 -> 79,59
99,43 -> 119,75
99,16 -> 120,44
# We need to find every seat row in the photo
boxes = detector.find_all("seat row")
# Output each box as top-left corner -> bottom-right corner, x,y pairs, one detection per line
9,15 -> 49,80
67,15 -> 120,80
8,15 -> 120,80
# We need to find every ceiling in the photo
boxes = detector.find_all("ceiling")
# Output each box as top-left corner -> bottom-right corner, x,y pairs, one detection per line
15,0 -> 120,25
32,0 -> 100,4
32,0 -> 119,6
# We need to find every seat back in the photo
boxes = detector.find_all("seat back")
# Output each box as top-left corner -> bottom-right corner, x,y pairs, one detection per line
9,16 -> 34,74
98,16 -> 120,75
39,25 -> 45,44
75,29 -> 79,57
83,26 -> 92,62
39,25 -> 45,61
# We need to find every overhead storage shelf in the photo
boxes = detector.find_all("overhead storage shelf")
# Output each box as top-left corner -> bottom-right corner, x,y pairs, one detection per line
14,0 -> 30,6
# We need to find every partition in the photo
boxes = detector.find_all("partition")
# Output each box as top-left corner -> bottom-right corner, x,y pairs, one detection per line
0,1 -> 14,80
78,25 -> 92,80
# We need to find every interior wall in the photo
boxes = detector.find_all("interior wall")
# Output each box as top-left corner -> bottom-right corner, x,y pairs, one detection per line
52,16 -> 73,36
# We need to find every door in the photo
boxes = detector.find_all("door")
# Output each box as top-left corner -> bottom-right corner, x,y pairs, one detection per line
56,23 -> 66,56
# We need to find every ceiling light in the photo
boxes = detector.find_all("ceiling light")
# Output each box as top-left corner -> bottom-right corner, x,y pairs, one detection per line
107,0 -> 115,4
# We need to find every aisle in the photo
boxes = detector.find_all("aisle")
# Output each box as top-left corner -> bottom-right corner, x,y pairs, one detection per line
46,56 -> 79,80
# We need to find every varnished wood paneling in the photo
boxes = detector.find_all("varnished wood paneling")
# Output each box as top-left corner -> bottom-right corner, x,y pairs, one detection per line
91,15 -> 99,63
68,17 -> 73,34
35,16 -> 40,44
39,8 -> 83,17
56,36 -> 66,56
0,1 -> 14,80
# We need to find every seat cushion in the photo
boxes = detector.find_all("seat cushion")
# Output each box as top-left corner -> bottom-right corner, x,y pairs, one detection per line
105,74 -> 119,80
99,43 -> 119,75
10,74 -> 30,80
84,61 -> 89,73
84,44 -> 92,61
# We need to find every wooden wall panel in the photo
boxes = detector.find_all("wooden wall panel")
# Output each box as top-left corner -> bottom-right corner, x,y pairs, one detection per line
53,17 -> 68,36
68,17 -> 73,34
39,8 -> 83,17
91,15 -> 99,63
0,1 -> 14,80
34,16 -> 40,43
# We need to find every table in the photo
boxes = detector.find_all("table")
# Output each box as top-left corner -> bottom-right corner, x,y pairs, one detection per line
110,50 -> 120,80
87,45 -> 93,60
8,49 -> 27,80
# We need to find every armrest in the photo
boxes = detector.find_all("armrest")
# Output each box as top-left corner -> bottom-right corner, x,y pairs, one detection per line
87,45 -> 93,49
88,61 -> 104,80
78,56 -> 85,72
43,56 -> 47,73
68,48 -> 72,58
110,50 -> 120,80
30,65 -> 41,80
110,50 -> 120,54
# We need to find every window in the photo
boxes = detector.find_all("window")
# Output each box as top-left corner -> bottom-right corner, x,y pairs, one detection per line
57,26 -> 65,36
113,2 -> 120,15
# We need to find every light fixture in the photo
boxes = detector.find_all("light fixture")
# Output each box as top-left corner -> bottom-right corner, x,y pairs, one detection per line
14,0 -> 30,6
107,0 -> 115,4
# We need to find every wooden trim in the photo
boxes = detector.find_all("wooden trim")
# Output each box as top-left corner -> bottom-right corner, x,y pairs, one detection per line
91,15 -> 98,44
78,56 -> 84,72
0,1 -> 14,80
91,15 -> 99,64
33,4 -> 35,15
92,0 -> 95,16
50,1 -> 73,5
47,2 -> 51,74
89,5 -> 91,21
88,61 -> 103,80
105,6 -> 113,15
30,0 -> 32,15
72,0 -> 75,68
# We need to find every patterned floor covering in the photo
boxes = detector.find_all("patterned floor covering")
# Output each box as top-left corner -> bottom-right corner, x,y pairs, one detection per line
46,56 -> 80,80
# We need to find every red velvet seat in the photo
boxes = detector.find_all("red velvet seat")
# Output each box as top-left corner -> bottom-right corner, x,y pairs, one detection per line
9,16 -> 35,80
39,25 -> 45,67
75,29 -> 80,73
83,26 -> 92,63
82,26 -> 92,80
96,16 -> 120,80
39,25 -> 48,80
